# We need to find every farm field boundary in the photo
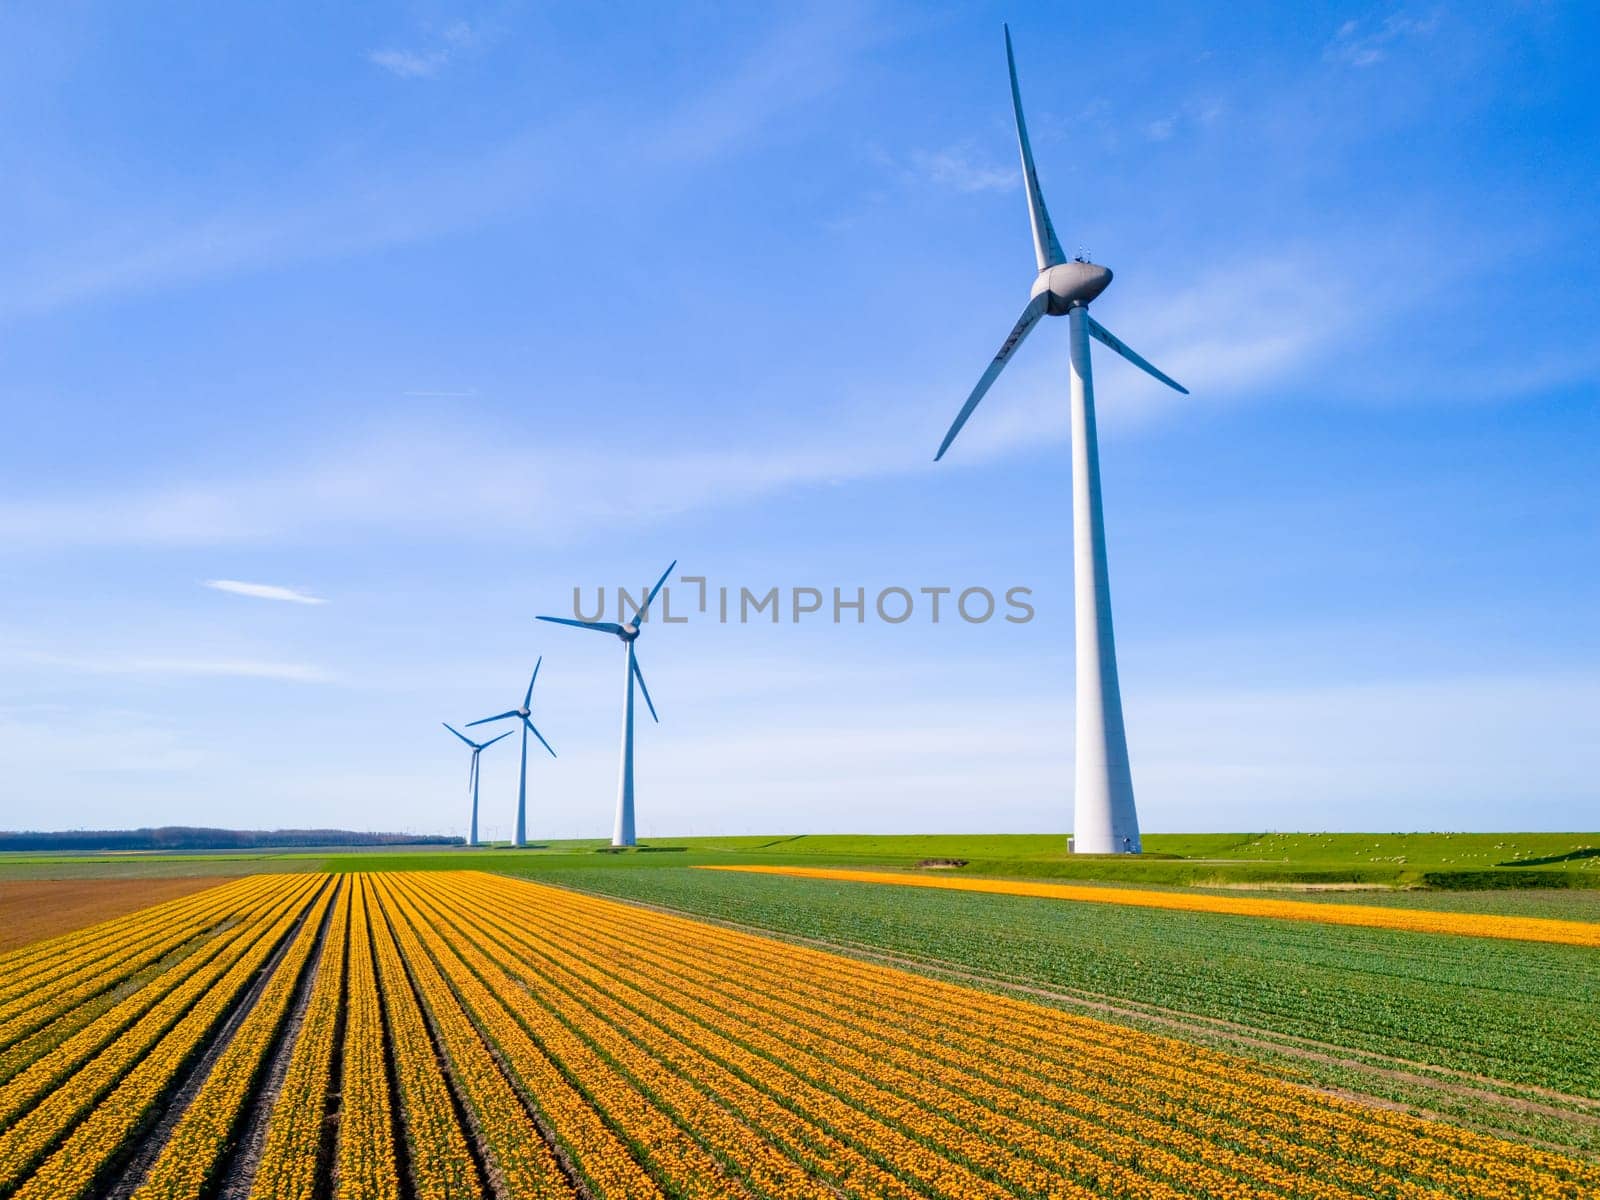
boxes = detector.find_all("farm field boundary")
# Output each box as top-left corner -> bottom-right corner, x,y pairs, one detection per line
700,865 -> 1600,947
3,869 -> 1596,1198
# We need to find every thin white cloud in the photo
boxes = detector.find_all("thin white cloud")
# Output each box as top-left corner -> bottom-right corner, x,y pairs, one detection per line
0,250 -> 1410,550
204,580 -> 327,605
368,21 -> 480,80
368,49 -> 448,79
650,6 -> 871,162
1325,12 -> 1441,69
11,649 -> 338,683
909,147 -> 1017,193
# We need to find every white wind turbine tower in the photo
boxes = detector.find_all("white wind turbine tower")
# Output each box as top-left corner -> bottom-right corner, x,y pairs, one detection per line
538,561 -> 676,848
935,26 -> 1189,855
466,659 -> 556,847
440,723 -> 512,847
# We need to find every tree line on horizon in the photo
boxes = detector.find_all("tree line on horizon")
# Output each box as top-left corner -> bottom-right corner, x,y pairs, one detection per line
0,827 -> 463,851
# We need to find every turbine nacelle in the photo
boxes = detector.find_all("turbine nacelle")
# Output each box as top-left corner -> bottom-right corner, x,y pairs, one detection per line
619,622 -> 641,642
1030,261 -> 1112,315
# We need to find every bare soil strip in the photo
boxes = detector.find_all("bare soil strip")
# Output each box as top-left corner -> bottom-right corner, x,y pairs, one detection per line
216,879 -> 343,1200
0,878 -> 223,955
101,879 -> 328,1199
571,882 -> 1600,1149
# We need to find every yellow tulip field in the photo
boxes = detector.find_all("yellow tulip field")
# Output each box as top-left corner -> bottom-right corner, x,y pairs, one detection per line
0,870 -> 1593,1198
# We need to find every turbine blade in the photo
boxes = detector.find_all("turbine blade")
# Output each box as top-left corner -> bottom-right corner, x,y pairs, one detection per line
442,722 -> 475,747
481,729 -> 514,748
468,752 -> 476,791
466,710 -> 519,727
1085,314 -> 1189,394
632,655 -> 659,723
1005,25 -> 1065,272
525,717 -> 557,758
637,560 -> 677,622
934,294 -> 1049,461
537,615 -> 625,636
524,656 -> 542,707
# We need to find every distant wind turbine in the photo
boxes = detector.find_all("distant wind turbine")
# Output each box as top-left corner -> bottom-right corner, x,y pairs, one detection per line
440,723 -> 512,847
466,659 -> 556,848
537,561 -> 675,848
934,27 -> 1190,855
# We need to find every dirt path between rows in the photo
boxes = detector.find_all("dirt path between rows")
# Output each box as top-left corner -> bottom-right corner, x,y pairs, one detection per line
555,882 -> 1600,1145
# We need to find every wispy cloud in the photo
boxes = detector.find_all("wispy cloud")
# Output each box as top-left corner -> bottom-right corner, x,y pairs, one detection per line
204,580 -> 326,605
1325,11 -> 1441,69
10,649 -> 337,683
908,146 -> 1017,193
649,6 -> 872,162
0,245 -> 1436,550
368,21 -> 479,80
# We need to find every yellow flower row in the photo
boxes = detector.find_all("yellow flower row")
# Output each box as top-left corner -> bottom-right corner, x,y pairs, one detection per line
6,875 -> 325,1200
700,865 -> 1600,948
438,871 -> 1599,1200
10,869 -> 1585,1199
431,873 -> 1025,1200
362,874 -> 481,1200
454,874 -> 1206,1200
130,879 -> 339,1199
0,874 -> 271,1019
0,874 -> 249,980
334,876 -> 400,1200
553,880 -> 1444,1192
250,878 -> 353,1200
0,882 -> 283,1100
369,876 -> 586,1199
0,875 -> 282,1057
387,875 -> 768,1200
0,876 -> 311,1137
667,889 -> 1600,1196
409,874 -> 924,1200
401,872 -> 952,1200
530,871 -> 1600,1199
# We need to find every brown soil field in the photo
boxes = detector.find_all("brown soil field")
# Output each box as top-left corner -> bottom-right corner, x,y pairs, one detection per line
0,876 -> 223,954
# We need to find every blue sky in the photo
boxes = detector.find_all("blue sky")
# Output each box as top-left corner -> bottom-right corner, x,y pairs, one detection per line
1,2 -> 1595,838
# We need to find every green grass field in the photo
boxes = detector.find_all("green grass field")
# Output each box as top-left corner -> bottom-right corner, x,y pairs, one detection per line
316,830 -> 1600,891
8,830 -> 1597,890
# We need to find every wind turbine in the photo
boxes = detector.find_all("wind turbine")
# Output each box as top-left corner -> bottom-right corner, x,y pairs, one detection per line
440,723 -> 512,848
934,27 -> 1189,855
537,560 -> 675,848
466,659 -> 556,848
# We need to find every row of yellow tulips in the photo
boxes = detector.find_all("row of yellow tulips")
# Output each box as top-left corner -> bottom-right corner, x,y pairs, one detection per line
702,866 -> 1600,949
0,875 -> 269,1024
0,875 -> 311,1138
386,875 -> 757,1199
0,875 -> 249,982
249,878 -> 352,1200
0,878 -> 287,1094
525,870 -> 1600,1197
3,874 -> 324,1200
399,875 -> 923,1200
370,877 -> 579,1199
129,879 -> 338,1198
333,876 -> 400,1200
429,871 -> 1597,1200
361,874 -> 481,1200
